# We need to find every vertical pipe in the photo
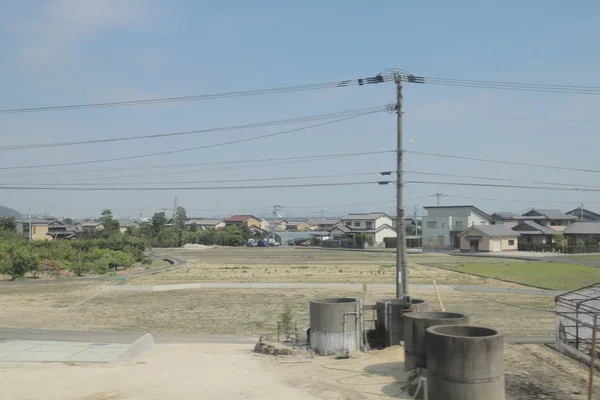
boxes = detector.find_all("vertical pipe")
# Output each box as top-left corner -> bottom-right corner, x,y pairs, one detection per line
589,313 -> 598,400
343,313 -> 347,353
577,307 -> 580,350
358,299 -> 364,351
385,302 -> 392,346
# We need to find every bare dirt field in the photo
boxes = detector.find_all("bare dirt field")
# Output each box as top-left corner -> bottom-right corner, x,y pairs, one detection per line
0,282 -> 553,337
131,247 -> 527,287
2,341 -> 595,400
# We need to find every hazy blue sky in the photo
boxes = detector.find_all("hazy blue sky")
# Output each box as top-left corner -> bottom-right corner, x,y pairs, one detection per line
1,0 -> 599,219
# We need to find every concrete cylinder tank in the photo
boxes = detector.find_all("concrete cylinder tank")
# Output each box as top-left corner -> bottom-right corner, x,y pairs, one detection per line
426,325 -> 504,400
376,299 -> 428,347
403,312 -> 469,371
309,298 -> 361,356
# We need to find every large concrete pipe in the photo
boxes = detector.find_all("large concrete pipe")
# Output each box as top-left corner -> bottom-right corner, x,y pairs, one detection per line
403,312 -> 469,371
376,299 -> 428,347
426,325 -> 504,400
309,298 -> 361,356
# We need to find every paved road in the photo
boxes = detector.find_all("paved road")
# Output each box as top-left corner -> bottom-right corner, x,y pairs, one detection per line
101,281 -> 562,297
0,327 -> 256,345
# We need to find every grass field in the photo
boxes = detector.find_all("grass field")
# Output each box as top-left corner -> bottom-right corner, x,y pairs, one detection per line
439,261 -> 600,290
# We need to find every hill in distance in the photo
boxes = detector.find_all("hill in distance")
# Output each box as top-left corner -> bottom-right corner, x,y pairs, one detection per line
0,206 -> 23,219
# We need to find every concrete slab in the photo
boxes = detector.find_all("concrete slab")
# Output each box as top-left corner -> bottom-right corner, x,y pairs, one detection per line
0,334 -> 154,364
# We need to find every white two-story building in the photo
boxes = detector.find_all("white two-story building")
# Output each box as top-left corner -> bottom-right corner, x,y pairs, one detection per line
331,212 -> 396,244
422,205 -> 492,248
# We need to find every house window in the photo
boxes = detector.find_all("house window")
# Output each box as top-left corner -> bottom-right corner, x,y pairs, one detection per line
426,221 -> 437,229
508,240 -> 515,246
354,222 -> 360,227
366,221 -> 373,230
455,221 -> 463,229
441,222 -> 445,228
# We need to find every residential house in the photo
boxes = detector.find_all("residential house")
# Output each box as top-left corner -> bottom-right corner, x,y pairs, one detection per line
490,212 -> 518,228
118,219 -> 137,233
185,218 -> 225,230
422,206 -> 492,248
306,219 -> 342,231
259,219 -> 271,231
47,220 -> 76,240
286,221 -> 312,231
515,209 -> 577,232
566,207 -> 600,222
271,220 -> 288,231
223,215 -> 262,229
16,218 -> 52,241
563,222 -> 600,243
512,220 -> 556,245
335,212 -> 397,244
458,225 -> 520,252
81,221 -> 104,234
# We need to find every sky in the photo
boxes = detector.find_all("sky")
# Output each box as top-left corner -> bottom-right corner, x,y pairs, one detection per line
0,0 -> 599,220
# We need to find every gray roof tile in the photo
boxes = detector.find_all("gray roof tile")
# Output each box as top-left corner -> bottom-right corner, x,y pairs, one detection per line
463,225 -> 520,237
564,222 -> 600,235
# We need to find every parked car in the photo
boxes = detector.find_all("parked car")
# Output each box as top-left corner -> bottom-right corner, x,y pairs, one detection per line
246,239 -> 258,247
267,238 -> 280,247
257,239 -> 269,247
287,239 -> 296,246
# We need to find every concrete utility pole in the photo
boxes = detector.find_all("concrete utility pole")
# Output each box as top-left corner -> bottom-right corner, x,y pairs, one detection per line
172,196 -> 178,249
272,205 -> 282,239
434,193 -> 446,206
394,70 -> 408,300
28,207 -> 32,240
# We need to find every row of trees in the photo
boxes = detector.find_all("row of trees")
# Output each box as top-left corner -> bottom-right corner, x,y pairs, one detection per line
0,211 -> 148,280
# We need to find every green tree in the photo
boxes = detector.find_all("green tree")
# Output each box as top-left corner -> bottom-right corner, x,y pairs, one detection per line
174,206 -> 187,231
151,212 -> 167,236
62,218 -> 74,226
5,248 -> 40,279
0,216 -> 17,231
189,223 -> 198,232
100,209 -> 120,233
156,227 -> 178,247
553,232 -> 567,251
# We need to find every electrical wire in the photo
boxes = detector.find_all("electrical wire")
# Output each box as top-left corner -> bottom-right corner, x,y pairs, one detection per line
405,111 -> 600,124
6,171 -> 389,187
0,149 -> 395,178
443,194 -> 600,205
405,180 -> 600,193
405,150 -> 600,174
0,75 -> 392,114
0,105 -> 387,151
421,76 -> 600,95
0,109 -> 384,170
0,181 -> 391,191
404,171 -> 600,189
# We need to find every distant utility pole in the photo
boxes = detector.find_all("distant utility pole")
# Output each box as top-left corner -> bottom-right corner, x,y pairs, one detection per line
434,193 -> 447,206
28,207 -> 32,240
172,196 -> 178,249
272,205 -> 282,239
581,203 -> 584,220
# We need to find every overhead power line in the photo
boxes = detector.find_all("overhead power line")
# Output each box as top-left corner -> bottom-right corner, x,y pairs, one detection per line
0,75 -> 391,114
1,149 -> 395,178
0,105 -> 386,151
8,171 -> 390,187
405,150 -> 600,174
444,194 -> 600,205
0,109 -> 384,170
405,180 -> 600,193
421,76 -> 600,95
0,181 -> 390,191
404,170 -> 600,189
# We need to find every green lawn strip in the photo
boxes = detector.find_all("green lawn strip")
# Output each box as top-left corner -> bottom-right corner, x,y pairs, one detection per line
439,261 -> 600,291
558,255 -> 600,263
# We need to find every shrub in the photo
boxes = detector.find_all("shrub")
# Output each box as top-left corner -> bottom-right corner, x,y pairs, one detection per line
384,237 -> 397,248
